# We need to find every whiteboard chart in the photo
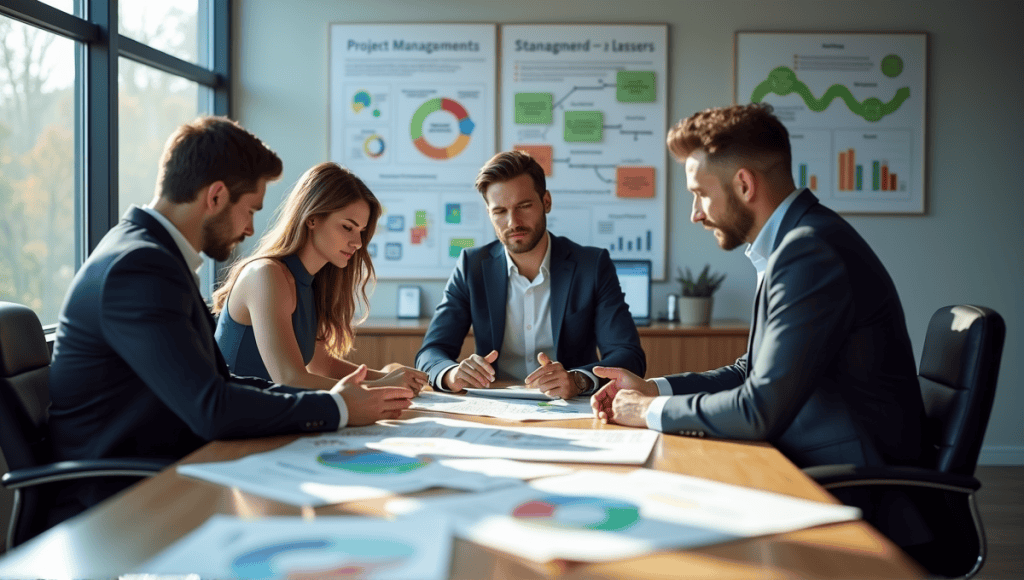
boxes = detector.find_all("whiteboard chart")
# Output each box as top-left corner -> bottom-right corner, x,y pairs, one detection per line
736,32 -> 927,214
501,24 -> 669,279
330,24 -> 499,278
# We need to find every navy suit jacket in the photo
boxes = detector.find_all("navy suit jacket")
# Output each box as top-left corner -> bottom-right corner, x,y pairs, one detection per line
660,191 -> 925,469
48,208 -> 341,509
416,234 -> 645,388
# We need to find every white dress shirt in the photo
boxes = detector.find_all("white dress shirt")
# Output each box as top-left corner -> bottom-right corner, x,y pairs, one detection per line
644,189 -> 802,431
139,205 -> 349,426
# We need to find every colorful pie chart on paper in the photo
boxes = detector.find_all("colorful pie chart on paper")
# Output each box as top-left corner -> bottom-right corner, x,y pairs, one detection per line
410,97 -> 474,160
511,495 -> 641,531
230,537 -> 415,580
352,90 -> 372,113
316,449 -> 431,475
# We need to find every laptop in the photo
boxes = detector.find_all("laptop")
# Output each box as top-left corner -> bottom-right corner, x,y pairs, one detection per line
613,259 -> 652,327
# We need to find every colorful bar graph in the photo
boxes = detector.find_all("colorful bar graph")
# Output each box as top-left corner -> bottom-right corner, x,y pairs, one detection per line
838,149 -> 898,192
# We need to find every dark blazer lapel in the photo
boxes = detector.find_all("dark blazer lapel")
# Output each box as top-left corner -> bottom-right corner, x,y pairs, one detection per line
749,189 -> 816,371
482,244 -> 508,350
772,189 -> 817,253
548,235 -> 573,352
747,277 -> 763,371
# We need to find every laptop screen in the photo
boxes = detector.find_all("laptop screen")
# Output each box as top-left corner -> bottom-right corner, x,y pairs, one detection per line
613,259 -> 652,324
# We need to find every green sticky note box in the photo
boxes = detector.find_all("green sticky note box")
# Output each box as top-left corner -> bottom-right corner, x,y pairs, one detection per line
564,111 -> 604,142
617,71 -> 656,103
515,93 -> 553,124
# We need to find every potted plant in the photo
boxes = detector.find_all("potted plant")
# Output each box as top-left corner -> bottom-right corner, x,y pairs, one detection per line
674,264 -> 726,325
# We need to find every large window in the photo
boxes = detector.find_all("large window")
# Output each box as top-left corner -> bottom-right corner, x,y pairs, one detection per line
0,0 -> 229,325
0,17 -> 76,324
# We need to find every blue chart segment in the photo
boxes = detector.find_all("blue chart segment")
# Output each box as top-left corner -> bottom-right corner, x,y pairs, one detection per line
316,449 -> 431,475
231,537 -> 415,580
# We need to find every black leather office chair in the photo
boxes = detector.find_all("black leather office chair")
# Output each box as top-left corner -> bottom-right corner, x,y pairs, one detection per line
805,305 -> 1005,580
0,301 -> 169,550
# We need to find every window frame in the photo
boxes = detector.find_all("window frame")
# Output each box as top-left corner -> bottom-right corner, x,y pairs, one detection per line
0,0 -> 231,319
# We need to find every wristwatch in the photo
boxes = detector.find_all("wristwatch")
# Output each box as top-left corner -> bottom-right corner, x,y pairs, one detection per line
569,370 -> 590,396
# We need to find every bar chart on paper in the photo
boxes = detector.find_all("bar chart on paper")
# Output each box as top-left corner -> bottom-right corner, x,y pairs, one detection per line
789,129 -> 831,196
833,129 -> 911,198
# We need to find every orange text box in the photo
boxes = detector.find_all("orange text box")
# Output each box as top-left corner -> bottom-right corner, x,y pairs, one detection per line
514,144 -> 554,176
616,166 -> 655,198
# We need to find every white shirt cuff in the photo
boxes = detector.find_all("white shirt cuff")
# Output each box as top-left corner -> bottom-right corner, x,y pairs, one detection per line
436,364 -> 458,390
329,392 -> 349,428
645,395 -> 670,431
653,376 -> 673,396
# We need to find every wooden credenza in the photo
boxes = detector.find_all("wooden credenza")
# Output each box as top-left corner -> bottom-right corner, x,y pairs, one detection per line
352,318 -> 748,378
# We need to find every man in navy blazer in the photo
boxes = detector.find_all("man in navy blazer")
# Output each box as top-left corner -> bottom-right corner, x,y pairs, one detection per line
592,104 -> 925,470
47,117 -> 412,521
416,151 -> 645,399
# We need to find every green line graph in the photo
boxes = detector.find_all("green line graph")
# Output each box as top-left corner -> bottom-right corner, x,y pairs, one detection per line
751,66 -> 909,122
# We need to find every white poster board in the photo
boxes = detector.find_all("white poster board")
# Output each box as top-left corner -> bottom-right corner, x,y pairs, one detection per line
500,24 -> 669,279
736,32 -> 927,214
330,24 -> 498,278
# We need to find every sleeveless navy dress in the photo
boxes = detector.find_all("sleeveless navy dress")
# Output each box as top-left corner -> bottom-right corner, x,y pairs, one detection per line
215,254 -> 317,381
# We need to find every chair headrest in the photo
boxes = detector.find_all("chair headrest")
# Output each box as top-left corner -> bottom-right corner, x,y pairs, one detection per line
0,302 -> 50,378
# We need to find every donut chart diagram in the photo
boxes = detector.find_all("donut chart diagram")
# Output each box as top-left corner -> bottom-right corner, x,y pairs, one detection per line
363,134 -> 386,158
316,449 -> 432,475
410,97 -> 475,159
231,537 -> 415,579
512,495 -> 641,532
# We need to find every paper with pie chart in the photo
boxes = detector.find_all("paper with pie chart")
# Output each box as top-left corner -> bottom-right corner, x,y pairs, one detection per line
340,416 -> 659,464
176,434 -> 532,506
136,514 -> 450,580
330,24 -> 498,278
387,469 -> 860,562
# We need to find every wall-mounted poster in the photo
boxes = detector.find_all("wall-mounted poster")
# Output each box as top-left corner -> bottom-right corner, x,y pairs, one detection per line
500,24 -> 669,279
330,24 -> 498,278
735,32 -> 927,214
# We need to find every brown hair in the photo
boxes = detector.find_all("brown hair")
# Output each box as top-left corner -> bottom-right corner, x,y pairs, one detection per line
666,103 -> 791,172
157,116 -> 283,204
474,150 -> 546,199
213,162 -> 380,358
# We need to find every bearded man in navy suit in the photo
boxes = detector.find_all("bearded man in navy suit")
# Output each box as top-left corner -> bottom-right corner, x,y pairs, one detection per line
592,104 -> 925,471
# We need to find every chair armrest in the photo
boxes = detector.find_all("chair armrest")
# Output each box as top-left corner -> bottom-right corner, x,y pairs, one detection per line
1,458 -> 172,489
803,464 -> 981,495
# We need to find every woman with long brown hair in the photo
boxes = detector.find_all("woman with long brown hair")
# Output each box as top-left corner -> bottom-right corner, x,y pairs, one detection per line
213,162 -> 426,392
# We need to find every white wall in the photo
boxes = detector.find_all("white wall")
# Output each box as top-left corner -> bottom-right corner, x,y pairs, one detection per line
234,0 -> 1024,464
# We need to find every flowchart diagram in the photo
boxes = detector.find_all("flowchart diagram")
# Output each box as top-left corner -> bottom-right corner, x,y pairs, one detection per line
331,24 -> 668,279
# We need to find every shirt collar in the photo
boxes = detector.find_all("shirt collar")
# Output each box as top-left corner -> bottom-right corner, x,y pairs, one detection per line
744,188 -> 802,276
139,204 -> 204,276
504,231 -> 551,280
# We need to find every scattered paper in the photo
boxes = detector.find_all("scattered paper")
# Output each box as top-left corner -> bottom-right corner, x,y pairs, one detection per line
386,469 -> 860,563
178,434 -> 524,506
463,385 -> 557,400
136,514 -> 450,580
411,390 -> 594,420
337,416 -> 659,464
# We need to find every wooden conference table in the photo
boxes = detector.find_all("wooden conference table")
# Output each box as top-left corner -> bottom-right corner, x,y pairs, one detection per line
0,408 -> 924,579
